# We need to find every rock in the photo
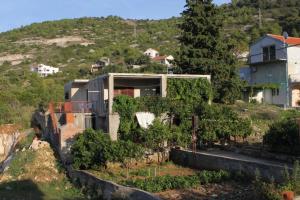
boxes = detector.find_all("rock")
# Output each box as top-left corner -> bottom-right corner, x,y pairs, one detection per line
29,138 -> 49,151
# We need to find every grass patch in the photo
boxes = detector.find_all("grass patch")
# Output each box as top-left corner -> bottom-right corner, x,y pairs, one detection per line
6,150 -> 35,178
0,178 -> 85,200
1,134 -> 85,200
123,170 -> 230,192
89,162 -> 230,193
16,131 -> 36,150
89,162 -> 196,184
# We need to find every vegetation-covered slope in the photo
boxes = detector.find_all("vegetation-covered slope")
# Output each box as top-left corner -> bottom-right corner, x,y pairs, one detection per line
0,133 -> 84,199
0,0 -> 300,127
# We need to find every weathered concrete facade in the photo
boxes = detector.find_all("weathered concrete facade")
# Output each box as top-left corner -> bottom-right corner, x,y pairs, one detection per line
62,73 -> 211,141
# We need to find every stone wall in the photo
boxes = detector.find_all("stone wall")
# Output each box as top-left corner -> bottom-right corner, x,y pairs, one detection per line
170,148 -> 292,182
67,166 -> 161,200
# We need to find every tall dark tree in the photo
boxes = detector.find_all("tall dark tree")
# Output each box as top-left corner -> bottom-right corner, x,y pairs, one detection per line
176,0 -> 243,104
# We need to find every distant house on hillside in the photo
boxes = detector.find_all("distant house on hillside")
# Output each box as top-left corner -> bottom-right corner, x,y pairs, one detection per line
152,55 -> 174,67
90,58 -> 111,73
144,48 -> 175,73
144,48 -> 159,59
241,33 -> 300,107
30,64 -> 59,77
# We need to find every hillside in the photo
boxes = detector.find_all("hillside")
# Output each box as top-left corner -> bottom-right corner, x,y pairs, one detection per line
0,1 -> 300,127
0,134 -> 84,199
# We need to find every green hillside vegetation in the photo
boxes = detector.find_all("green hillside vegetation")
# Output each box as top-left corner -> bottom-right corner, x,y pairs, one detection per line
1,0 -> 300,126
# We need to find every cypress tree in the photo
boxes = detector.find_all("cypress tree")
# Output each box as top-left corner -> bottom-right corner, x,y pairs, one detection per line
176,0 -> 243,104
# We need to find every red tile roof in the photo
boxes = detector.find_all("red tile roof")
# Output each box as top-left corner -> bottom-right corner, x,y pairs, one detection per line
152,55 -> 167,61
268,34 -> 300,45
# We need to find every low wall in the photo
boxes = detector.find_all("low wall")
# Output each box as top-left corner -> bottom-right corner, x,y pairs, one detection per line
170,149 -> 292,182
67,166 -> 161,200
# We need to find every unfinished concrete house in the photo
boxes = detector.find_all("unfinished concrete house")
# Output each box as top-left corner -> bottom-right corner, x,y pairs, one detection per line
47,73 -> 210,161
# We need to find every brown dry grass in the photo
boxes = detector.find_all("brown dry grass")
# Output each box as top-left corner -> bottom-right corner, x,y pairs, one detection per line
0,124 -> 20,135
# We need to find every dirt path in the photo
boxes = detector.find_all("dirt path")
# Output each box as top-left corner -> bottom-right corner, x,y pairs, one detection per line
158,181 -> 253,200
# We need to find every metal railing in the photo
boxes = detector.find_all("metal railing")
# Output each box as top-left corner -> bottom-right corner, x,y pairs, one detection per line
53,101 -> 94,113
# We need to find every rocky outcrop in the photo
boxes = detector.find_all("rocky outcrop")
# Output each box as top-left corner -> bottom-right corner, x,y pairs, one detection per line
0,124 -> 21,163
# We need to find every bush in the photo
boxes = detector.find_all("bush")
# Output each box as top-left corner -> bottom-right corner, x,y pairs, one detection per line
141,119 -> 171,163
71,129 -> 144,170
264,118 -> 300,153
196,103 -> 252,145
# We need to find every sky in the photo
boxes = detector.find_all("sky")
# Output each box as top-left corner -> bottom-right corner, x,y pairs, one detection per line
0,0 -> 231,33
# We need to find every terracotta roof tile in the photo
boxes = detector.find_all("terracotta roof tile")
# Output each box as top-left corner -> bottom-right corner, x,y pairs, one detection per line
152,56 -> 167,61
268,34 -> 300,45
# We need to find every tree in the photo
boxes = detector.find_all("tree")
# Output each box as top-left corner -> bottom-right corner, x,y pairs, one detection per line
176,0 -> 243,104
143,119 -> 171,163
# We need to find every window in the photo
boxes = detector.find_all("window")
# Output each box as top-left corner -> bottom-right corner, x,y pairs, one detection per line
272,88 -> 279,96
263,45 -> 276,62
65,92 -> 69,100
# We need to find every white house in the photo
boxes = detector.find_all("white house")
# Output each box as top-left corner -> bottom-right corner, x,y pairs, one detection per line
144,48 -> 159,59
243,34 -> 300,107
31,64 -> 59,77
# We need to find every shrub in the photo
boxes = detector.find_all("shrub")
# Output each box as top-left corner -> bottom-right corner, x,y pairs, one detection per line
141,119 -> 171,163
264,119 -> 300,153
71,129 -> 144,170
71,129 -> 112,169
196,103 -> 252,145
197,170 -> 230,184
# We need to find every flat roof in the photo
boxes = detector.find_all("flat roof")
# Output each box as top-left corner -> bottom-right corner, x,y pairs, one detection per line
67,73 -> 211,86
94,73 -> 210,79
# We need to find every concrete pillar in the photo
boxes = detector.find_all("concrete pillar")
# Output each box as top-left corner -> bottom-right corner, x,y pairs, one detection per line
108,74 -> 114,114
107,74 -> 119,141
108,113 -> 120,141
160,75 -> 167,97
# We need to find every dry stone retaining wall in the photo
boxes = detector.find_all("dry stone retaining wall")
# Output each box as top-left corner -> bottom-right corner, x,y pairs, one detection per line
67,166 -> 161,200
170,148 -> 292,182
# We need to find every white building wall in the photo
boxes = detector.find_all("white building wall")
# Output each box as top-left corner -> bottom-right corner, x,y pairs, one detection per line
144,49 -> 159,59
287,47 -> 300,75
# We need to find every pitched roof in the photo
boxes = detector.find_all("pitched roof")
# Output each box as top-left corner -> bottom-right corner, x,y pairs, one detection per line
152,55 -> 167,61
267,34 -> 300,45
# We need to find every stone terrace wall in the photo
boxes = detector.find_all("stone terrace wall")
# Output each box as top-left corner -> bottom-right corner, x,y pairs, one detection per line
170,148 -> 292,182
67,166 -> 161,200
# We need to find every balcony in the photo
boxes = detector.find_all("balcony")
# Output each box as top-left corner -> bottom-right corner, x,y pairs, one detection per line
52,101 -> 94,113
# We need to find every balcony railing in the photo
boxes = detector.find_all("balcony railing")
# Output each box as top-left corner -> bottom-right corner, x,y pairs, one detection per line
53,101 -> 93,113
